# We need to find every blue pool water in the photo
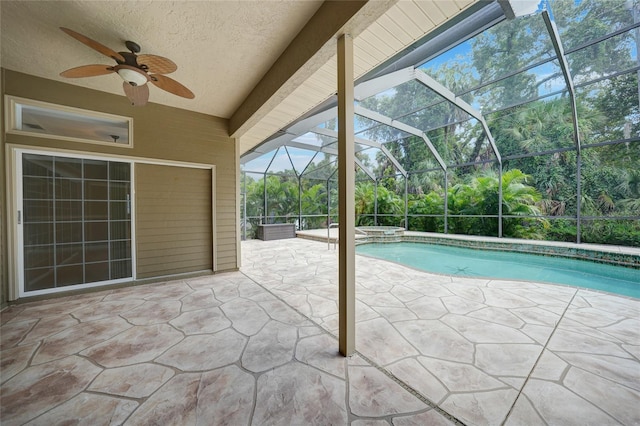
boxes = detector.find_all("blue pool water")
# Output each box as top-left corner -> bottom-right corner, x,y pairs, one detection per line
356,243 -> 640,298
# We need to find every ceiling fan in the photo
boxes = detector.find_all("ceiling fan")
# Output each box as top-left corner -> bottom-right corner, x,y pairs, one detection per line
59,27 -> 194,106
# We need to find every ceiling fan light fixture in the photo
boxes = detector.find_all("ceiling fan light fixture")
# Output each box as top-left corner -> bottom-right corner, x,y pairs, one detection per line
115,65 -> 148,86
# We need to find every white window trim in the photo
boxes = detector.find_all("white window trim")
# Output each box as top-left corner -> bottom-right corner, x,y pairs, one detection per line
4,95 -> 134,149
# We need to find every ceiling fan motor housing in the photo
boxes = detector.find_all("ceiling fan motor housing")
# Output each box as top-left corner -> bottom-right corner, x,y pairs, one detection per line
125,40 -> 141,54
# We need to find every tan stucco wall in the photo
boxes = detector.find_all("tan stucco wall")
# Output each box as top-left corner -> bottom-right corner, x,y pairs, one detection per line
1,69 -> 238,305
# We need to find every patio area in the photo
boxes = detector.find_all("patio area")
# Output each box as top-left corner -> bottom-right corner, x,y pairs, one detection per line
242,238 -> 640,425
1,237 -> 639,425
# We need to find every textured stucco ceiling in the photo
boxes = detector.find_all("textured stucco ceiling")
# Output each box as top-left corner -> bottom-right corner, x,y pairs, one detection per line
0,0 -> 324,119
1,0 -> 478,153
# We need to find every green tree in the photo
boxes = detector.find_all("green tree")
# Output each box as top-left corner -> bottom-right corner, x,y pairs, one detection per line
501,169 -> 548,238
300,181 -> 328,229
263,174 -> 298,223
590,73 -> 640,144
552,0 -> 638,82
408,192 -> 444,232
354,182 -> 404,226
445,169 -> 546,238
471,13 -> 549,108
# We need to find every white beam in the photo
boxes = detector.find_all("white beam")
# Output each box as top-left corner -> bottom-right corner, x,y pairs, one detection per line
542,10 -> 580,153
379,145 -> 408,177
354,136 -> 381,149
286,140 -> 337,154
354,66 -> 416,101
414,69 -> 501,164
289,107 -> 338,134
242,106 -> 340,164
287,140 -> 372,179
311,126 -> 407,177
354,105 -> 447,171
312,126 -> 375,147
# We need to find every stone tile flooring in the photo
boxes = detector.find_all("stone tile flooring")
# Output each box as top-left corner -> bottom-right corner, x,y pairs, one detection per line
241,238 -> 640,425
1,266 -> 443,425
1,237 -> 638,425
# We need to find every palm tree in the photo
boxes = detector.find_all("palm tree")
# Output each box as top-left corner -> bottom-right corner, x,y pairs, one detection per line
446,169 -> 546,238
354,182 -> 404,226
501,169 -> 547,239
300,183 -> 327,229
354,182 -> 376,226
264,175 -> 298,223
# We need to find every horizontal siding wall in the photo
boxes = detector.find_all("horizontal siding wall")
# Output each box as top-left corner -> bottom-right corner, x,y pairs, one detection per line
2,69 -> 239,300
136,164 -> 212,279
215,159 -> 238,271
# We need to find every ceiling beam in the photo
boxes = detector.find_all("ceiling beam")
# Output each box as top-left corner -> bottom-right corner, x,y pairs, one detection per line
229,0 -> 397,139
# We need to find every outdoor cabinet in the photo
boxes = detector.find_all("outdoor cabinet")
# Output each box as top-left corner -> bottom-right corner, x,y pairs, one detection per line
257,223 -> 296,241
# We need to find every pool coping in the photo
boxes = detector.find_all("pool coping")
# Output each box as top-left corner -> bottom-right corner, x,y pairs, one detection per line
400,232 -> 640,269
295,229 -> 640,269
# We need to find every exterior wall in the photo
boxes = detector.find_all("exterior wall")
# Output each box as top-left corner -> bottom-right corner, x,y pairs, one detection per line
1,69 -> 6,307
1,69 -> 238,304
135,164 -> 213,278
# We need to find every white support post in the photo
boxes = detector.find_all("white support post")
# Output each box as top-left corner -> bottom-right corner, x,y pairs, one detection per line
337,34 -> 355,357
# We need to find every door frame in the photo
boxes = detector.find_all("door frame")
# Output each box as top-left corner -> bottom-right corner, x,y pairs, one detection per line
7,144 -> 216,301
12,147 -> 136,298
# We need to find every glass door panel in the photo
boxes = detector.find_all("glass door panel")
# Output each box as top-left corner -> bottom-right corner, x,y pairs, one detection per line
21,153 -> 132,294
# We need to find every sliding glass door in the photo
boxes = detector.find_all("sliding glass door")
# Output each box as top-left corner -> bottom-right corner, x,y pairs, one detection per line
19,151 -> 133,295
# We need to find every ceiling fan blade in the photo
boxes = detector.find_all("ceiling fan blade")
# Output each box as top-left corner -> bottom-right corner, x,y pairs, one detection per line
123,82 -> 149,107
137,54 -> 177,75
60,27 -> 125,62
149,74 -> 195,99
60,64 -> 115,78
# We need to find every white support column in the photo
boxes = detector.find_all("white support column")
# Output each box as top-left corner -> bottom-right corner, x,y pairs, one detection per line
337,34 -> 355,357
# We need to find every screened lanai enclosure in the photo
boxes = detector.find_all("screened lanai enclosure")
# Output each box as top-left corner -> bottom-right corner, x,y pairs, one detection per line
241,0 -> 640,247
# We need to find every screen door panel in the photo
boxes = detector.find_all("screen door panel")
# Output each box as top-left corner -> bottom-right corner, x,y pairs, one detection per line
21,153 -> 132,292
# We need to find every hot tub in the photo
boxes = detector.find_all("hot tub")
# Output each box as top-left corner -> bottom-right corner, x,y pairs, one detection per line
356,226 -> 404,243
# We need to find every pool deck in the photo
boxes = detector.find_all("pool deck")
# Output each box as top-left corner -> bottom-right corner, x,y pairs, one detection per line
1,237 -> 638,425
243,237 -> 640,425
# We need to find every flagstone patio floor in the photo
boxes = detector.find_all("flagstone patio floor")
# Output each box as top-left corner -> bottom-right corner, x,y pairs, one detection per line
1,237 -> 639,425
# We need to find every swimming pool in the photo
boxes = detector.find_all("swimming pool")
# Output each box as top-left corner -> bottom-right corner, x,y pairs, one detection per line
357,242 -> 640,298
